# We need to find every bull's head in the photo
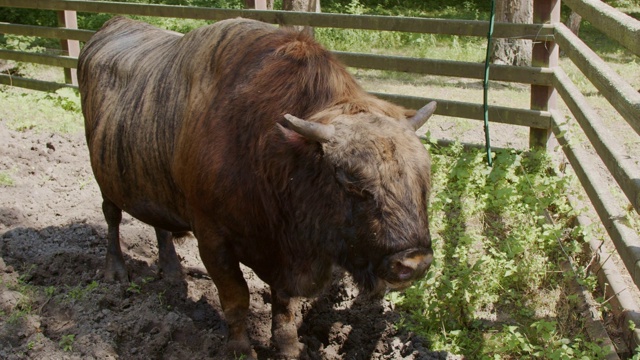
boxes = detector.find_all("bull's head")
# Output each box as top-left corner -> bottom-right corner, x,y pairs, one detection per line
282,102 -> 436,295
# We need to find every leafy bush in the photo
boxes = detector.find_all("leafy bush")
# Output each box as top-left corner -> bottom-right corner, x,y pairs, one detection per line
0,8 -> 57,27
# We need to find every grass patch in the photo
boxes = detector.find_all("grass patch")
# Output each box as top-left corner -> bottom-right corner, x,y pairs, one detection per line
0,170 -> 15,186
0,86 -> 83,134
388,143 -> 605,358
0,266 -> 38,325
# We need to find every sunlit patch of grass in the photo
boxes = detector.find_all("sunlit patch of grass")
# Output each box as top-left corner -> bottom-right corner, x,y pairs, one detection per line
0,86 -> 83,134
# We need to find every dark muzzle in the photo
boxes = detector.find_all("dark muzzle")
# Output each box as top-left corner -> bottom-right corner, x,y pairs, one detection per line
378,248 -> 433,290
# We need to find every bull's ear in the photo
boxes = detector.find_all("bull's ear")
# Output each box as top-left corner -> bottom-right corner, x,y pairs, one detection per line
283,114 -> 335,143
408,101 -> 437,130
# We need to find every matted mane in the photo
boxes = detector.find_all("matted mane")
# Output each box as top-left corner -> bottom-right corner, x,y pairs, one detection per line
217,25 -> 410,127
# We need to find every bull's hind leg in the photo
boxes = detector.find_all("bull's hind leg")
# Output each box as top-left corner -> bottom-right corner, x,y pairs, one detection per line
195,226 -> 256,359
153,228 -> 183,281
102,198 -> 129,282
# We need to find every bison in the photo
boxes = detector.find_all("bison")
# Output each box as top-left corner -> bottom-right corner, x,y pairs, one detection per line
78,16 -> 436,358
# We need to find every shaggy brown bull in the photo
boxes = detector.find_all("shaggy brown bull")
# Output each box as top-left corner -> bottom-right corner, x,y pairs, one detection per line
78,16 -> 436,358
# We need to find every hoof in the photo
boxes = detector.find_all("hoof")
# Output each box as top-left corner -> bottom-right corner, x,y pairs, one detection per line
159,265 -> 183,283
227,339 -> 257,359
104,265 -> 129,283
277,340 -> 307,359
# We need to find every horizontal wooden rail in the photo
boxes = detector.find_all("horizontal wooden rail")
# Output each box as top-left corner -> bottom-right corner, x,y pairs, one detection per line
0,0 -> 554,40
0,22 -> 94,42
551,110 -> 640,291
571,200 -> 640,348
0,49 -> 77,68
572,197 -> 640,349
335,52 -> 554,86
562,0 -> 640,57
0,72 -> 549,129
554,68 -> 640,214
0,24 -> 554,87
374,93 -> 551,129
0,74 -> 76,91
555,23 -> 640,136
0,50 -> 553,88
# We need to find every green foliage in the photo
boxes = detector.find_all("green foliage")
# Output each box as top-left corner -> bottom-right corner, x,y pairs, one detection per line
44,286 -> 56,298
324,0 -> 491,17
315,0 -> 487,60
126,277 -> 154,294
1,266 -> 37,325
0,35 -> 46,53
129,16 -> 213,33
127,281 -> 142,294
0,8 -> 57,27
59,334 -> 75,352
0,171 -> 15,186
390,144 -> 603,358
0,87 -> 84,133
75,0 -> 244,31
64,281 -> 100,302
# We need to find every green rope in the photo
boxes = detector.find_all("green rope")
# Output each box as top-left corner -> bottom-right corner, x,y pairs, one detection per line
483,0 -> 496,166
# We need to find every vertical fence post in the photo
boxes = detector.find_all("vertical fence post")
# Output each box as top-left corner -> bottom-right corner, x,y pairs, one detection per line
530,0 -> 560,149
57,10 -> 80,86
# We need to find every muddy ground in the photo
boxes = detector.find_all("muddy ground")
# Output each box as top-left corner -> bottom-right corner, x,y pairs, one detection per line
0,122 -> 461,359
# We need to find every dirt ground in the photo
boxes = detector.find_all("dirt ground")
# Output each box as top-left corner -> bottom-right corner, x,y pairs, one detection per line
0,121 -> 462,359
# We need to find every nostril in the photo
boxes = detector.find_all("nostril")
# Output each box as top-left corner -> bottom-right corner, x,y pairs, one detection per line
393,261 -> 414,281
393,252 -> 433,281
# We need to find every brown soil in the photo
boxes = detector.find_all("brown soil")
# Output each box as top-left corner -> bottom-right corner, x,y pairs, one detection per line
0,122 -> 460,360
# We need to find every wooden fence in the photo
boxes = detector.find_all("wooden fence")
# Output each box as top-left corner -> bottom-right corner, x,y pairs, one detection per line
1,0 -> 639,350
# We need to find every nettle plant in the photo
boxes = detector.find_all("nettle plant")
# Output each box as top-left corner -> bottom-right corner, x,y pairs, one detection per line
391,143 -> 606,359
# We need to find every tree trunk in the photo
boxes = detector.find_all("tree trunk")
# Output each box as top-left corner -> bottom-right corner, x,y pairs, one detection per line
282,0 -> 320,35
244,0 -> 274,10
491,0 -> 532,66
566,10 -> 582,35
282,0 -> 320,12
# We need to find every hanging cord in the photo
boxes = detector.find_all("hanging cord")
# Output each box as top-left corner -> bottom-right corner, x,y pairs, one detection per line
483,0 -> 496,166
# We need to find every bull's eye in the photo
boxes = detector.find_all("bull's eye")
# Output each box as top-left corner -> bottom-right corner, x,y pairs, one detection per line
336,168 -> 358,185
335,168 -> 371,198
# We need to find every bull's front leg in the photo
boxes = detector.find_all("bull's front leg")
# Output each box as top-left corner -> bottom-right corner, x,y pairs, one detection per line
102,198 -> 129,282
272,290 -> 306,359
195,227 -> 256,359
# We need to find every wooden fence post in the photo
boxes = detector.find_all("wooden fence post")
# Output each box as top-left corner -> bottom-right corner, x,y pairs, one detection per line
530,0 -> 560,149
245,0 -> 268,9
57,10 -> 79,86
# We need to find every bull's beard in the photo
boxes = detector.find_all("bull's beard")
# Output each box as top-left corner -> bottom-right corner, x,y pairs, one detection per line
346,262 -> 386,298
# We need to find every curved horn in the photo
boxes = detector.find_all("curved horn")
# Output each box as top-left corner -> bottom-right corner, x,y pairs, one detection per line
283,114 -> 335,143
408,101 -> 437,130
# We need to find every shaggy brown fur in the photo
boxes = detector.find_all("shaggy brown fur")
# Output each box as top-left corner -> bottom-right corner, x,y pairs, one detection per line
78,17 -> 433,359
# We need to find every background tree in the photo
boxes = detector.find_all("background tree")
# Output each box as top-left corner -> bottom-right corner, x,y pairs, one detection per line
491,0 -> 532,66
243,0 -> 320,12
244,0 -> 273,10
282,0 -> 320,12
566,10 -> 582,35
283,0 -> 320,34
